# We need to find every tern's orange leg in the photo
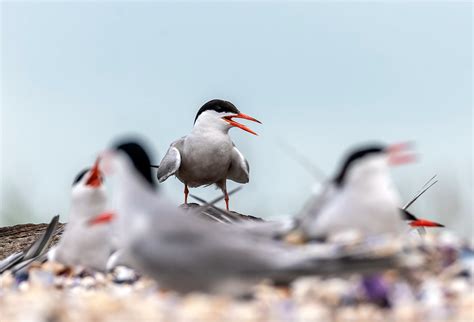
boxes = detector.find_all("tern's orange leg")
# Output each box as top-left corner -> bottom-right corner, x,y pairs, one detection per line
224,190 -> 230,211
184,184 -> 189,204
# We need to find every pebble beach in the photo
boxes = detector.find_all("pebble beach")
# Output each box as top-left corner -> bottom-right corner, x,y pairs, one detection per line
1,231 -> 472,322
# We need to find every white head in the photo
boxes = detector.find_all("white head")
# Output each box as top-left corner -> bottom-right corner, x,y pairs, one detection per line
70,160 -> 107,220
193,99 -> 262,135
92,141 -> 159,243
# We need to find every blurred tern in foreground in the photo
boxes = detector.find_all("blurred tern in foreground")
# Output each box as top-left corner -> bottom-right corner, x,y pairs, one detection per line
297,143 -> 416,240
49,160 -> 113,271
154,99 -> 261,211
94,140 -> 399,295
296,150 -> 444,239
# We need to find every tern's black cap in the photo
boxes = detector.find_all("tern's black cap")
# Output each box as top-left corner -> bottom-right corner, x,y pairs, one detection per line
114,140 -> 156,188
194,99 -> 240,124
72,168 -> 104,187
333,144 -> 386,187
73,168 -> 90,186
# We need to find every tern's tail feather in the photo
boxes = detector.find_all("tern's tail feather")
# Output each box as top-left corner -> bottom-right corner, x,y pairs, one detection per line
270,240 -> 405,281
277,253 -> 400,280
24,214 -> 60,260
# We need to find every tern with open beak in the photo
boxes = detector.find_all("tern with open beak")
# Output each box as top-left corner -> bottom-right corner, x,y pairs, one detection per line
154,99 -> 261,211
297,143 -> 418,240
48,159 -> 113,271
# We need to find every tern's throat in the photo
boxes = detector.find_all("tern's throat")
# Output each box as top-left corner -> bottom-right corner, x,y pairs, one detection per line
192,114 -> 231,136
113,171 -> 155,242
69,192 -> 107,222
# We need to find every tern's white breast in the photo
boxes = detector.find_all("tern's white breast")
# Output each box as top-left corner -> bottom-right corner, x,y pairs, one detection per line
178,131 -> 234,187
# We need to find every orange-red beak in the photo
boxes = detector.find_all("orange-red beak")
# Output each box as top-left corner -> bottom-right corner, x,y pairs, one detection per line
88,211 -> 116,226
409,218 -> 445,228
223,113 -> 262,136
85,158 -> 102,188
387,142 -> 416,166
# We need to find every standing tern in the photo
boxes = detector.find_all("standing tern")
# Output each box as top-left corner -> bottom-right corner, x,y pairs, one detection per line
48,159 -> 113,271
93,140 -> 399,295
154,99 -> 261,211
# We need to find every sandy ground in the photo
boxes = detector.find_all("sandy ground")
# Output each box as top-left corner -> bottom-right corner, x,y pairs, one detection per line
1,268 -> 472,322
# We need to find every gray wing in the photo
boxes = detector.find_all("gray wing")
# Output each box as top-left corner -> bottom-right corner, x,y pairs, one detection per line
227,145 -> 250,184
298,183 -> 336,219
157,139 -> 184,182
295,183 -> 338,239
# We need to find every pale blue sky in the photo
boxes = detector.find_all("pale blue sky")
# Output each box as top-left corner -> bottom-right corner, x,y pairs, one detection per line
1,2 -> 472,236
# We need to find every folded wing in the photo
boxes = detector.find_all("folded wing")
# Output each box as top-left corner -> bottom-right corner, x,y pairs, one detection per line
227,145 -> 250,184
157,139 -> 183,182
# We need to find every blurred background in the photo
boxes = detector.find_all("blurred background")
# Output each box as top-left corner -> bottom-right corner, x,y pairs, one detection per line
1,2 -> 472,238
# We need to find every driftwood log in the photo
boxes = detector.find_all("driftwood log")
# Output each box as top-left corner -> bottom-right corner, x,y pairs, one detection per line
0,222 -> 65,260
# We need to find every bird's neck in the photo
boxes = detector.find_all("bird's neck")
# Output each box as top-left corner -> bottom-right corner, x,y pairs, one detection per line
346,173 -> 385,192
345,172 -> 399,208
116,170 -> 154,210
69,196 -> 107,223
114,170 -> 156,234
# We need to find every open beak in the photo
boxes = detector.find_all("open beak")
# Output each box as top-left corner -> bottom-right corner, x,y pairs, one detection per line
387,142 -> 417,166
410,218 -> 445,228
223,113 -> 262,136
88,211 -> 116,226
98,150 -> 115,176
85,157 -> 102,188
